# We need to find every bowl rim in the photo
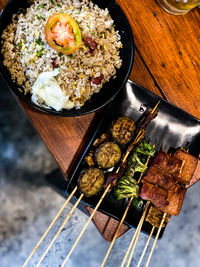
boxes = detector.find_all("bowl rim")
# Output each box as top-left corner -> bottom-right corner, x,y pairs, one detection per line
0,0 -> 135,117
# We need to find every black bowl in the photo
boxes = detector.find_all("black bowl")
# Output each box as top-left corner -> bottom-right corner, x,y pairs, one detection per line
0,0 -> 134,117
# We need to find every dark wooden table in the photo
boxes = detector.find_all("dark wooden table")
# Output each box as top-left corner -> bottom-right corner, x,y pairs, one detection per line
1,0 -> 200,241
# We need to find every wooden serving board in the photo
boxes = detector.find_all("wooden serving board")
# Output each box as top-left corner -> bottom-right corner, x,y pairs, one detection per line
1,0 -> 200,241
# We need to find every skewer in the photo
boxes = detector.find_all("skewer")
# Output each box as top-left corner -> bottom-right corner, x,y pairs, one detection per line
126,222 -> 143,267
152,100 -> 160,114
145,213 -> 167,267
121,201 -> 150,267
61,185 -> 111,267
22,186 -> 78,267
36,193 -> 84,267
136,226 -> 155,267
59,101 -> 160,266
101,196 -> 134,267
61,121 -> 151,266
122,130 -> 145,164
125,144 -> 156,267
101,144 -> 155,267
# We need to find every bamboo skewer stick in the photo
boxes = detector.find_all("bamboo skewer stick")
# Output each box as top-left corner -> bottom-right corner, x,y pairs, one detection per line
126,220 -> 143,267
61,185 -> 111,267
136,226 -> 155,267
36,193 -> 84,267
101,196 -> 134,267
122,130 -> 145,164
101,142 -> 154,267
125,144 -> 156,267
152,101 -> 160,113
22,186 -> 78,267
145,213 -> 167,267
61,123 -> 147,266
121,201 -> 150,267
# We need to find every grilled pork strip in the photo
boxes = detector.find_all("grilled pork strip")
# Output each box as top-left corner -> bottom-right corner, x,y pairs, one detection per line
160,184 -> 186,216
140,181 -> 169,208
174,149 -> 198,184
143,166 -> 176,190
152,151 -> 182,176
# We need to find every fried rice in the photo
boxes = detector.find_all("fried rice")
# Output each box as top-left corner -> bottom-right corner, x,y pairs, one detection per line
1,0 -> 122,110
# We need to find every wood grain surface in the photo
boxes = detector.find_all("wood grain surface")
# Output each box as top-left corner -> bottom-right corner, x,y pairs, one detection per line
1,0 -> 200,241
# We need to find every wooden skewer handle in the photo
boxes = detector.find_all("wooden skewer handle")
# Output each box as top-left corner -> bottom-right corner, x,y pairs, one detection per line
22,186 -> 78,267
101,196 -> 134,267
145,213 -> 167,267
136,226 -> 155,267
121,201 -> 150,267
126,201 -> 150,267
61,185 -> 111,267
36,193 -> 84,267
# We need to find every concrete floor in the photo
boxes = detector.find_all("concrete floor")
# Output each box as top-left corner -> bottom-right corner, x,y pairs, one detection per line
1,77 -> 200,267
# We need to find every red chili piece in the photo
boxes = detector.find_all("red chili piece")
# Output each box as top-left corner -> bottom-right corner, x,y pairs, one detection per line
84,36 -> 97,54
52,58 -> 59,68
92,74 -> 104,85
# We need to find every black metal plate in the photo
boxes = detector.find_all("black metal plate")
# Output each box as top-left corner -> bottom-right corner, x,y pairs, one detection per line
67,80 -> 200,238
0,0 -> 134,117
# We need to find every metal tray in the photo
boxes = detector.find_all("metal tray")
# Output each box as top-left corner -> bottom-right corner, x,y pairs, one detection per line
67,80 -> 200,238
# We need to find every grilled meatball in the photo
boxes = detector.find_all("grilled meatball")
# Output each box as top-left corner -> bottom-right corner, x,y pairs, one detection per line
78,168 -> 104,197
95,142 -> 121,168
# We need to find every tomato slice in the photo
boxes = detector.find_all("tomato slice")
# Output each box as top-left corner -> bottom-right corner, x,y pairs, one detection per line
45,13 -> 82,55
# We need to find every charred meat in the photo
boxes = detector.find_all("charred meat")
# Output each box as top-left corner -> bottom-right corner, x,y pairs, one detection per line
140,181 -> 169,208
160,185 -> 186,216
110,117 -> 135,145
104,163 -> 126,190
174,149 -> 198,184
95,142 -> 121,168
186,159 -> 200,188
143,166 -> 177,190
136,107 -> 158,131
78,168 -> 104,197
152,151 -> 182,176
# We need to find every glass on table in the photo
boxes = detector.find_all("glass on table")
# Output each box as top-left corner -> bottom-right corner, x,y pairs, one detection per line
157,0 -> 200,14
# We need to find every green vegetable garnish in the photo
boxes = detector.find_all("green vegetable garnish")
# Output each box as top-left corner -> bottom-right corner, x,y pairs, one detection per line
18,43 -> 22,47
38,4 -> 44,9
37,51 -> 42,57
36,14 -> 41,20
